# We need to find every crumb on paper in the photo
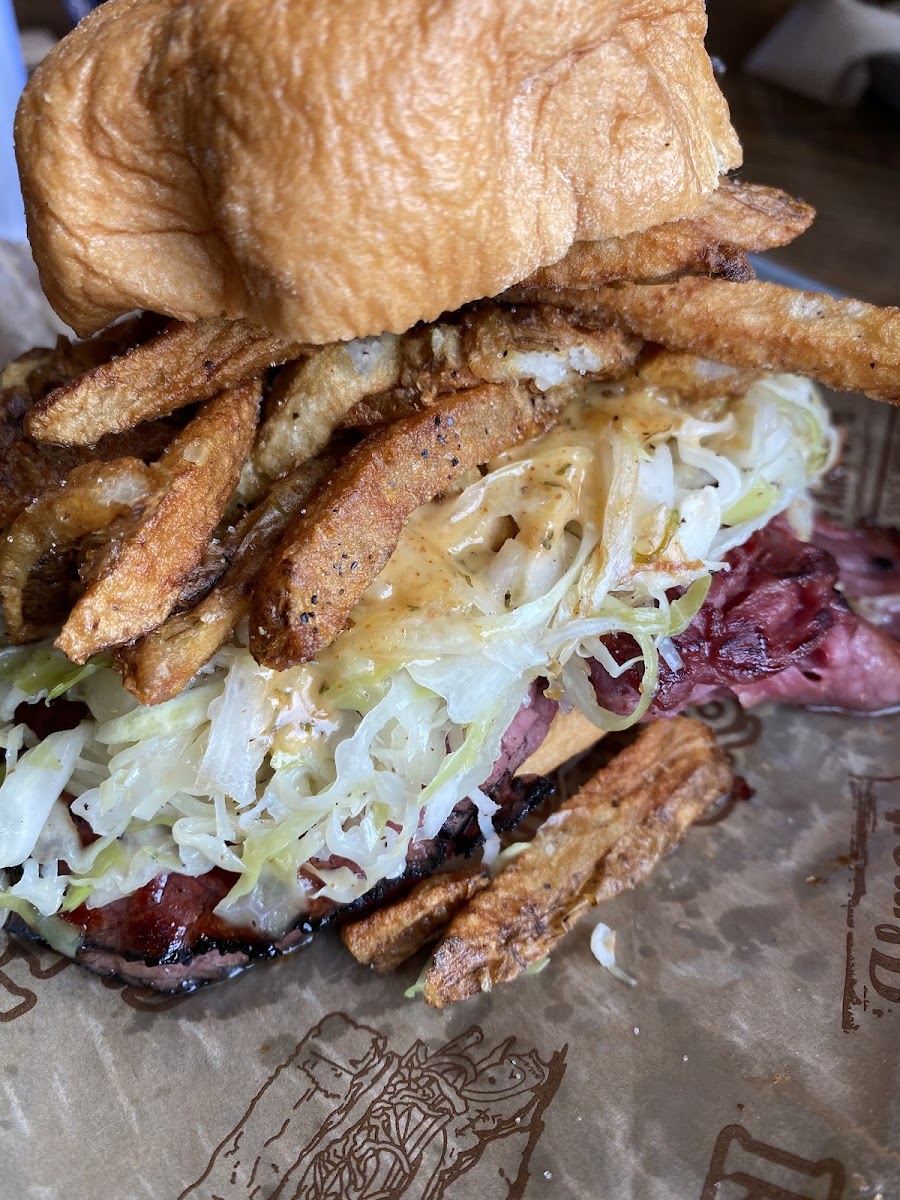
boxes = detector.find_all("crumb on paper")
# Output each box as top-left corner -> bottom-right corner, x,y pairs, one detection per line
590,922 -> 637,987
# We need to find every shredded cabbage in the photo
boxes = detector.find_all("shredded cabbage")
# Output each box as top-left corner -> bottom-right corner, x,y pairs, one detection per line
0,374 -> 837,936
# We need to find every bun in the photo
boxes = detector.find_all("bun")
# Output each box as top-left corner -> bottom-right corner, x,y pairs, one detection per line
16,0 -> 741,344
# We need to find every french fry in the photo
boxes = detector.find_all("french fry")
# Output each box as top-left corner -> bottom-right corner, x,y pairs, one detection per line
249,383 -> 561,669
25,318 -> 297,445
519,179 -> 813,291
590,278 -> 900,404
460,303 -> 640,386
422,717 -> 732,1008
341,868 -> 490,974
0,325 -> 181,528
0,414 -> 182,532
623,345 -> 763,401
0,458 -> 164,643
337,306 -> 640,430
56,377 -> 261,662
244,336 -> 402,498
117,452 -> 337,704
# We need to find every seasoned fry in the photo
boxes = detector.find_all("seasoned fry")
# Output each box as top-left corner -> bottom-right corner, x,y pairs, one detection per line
25,318 -> 297,445
340,389 -> 424,430
460,303 -> 640,387
588,278 -> 900,405
118,452 -> 337,704
519,179 -> 813,291
623,345 -> 763,401
338,306 -> 640,431
250,383 -> 561,669
0,346 -> 56,393
0,400 -> 180,530
245,337 -> 402,496
0,327 -> 181,528
1,315 -> 165,401
422,717 -> 732,1008
341,868 -> 490,974
56,378 -> 261,663
0,458 -> 163,643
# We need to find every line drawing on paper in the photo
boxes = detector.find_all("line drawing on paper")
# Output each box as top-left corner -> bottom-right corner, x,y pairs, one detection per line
179,1011 -> 567,1199
701,1124 -> 846,1200
0,932 -> 70,1024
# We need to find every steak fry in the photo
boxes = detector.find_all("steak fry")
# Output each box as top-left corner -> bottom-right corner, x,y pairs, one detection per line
118,452 -> 337,705
590,278 -> 900,405
0,458 -> 164,643
518,180 -> 814,291
244,337 -> 402,498
422,717 -> 732,1008
341,868 -> 490,974
56,378 -> 261,663
624,346 -> 763,401
0,328 -> 180,528
251,306 -> 637,491
250,383 -> 561,669
26,318 -> 298,445
459,303 -> 639,387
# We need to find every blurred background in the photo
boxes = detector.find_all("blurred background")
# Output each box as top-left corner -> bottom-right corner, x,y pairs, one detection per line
705,1 -> 900,305
5,0 -> 900,302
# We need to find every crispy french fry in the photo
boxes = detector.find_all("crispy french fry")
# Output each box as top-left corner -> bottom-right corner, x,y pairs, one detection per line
623,345 -> 763,401
0,327 -> 181,528
249,383 -> 561,669
245,337 -> 402,497
56,378 -> 261,662
118,452 -> 337,704
589,278 -> 900,404
519,179 -> 813,291
460,303 -> 640,386
422,717 -> 732,1008
0,346 -> 56,393
1,315 -> 165,400
337,306 -> 640,430
0,415 -> 182,532
25,319 -> 297,445
0,458 -> 164,643
341,868 -> 491,974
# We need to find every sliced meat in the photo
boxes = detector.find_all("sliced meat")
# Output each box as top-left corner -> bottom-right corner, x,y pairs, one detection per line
812,517 -> 900,640
590,518 -> 900,716
483,681 -> 559,790
729,620 -> 900,714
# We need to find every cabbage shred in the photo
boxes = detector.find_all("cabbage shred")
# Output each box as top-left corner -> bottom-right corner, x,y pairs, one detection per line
0,376 -> 837,933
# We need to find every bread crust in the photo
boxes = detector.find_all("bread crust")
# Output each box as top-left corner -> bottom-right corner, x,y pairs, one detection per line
16,0 -> 740,343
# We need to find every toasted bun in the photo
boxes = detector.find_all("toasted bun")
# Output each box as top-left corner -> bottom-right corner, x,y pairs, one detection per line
16,0 -> 740,344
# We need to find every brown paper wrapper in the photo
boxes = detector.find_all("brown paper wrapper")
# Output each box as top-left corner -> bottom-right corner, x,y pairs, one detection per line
0,247 -> 897,1199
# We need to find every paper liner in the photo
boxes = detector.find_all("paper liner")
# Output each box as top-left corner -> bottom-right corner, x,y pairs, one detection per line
0,252 -> 897,1200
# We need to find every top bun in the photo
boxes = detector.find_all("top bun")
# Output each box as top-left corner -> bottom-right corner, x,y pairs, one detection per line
16,0 -> 741,344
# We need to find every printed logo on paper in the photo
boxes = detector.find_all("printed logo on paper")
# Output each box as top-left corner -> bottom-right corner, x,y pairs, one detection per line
842,775 -> 900,1032
701,1124 -> 845,1200
0,930 -> 71,1023
179,1011 -> 567,1200
694,697 -> 763,753
692,697 -> 759,827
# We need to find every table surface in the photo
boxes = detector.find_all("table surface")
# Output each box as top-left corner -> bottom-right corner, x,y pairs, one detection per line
720,71 -> 899,307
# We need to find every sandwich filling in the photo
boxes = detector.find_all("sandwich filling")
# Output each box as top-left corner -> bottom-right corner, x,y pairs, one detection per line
0,372 -> 836,939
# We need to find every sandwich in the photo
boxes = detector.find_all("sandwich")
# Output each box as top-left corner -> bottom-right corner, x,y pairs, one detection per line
0,0 -> 898,1003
